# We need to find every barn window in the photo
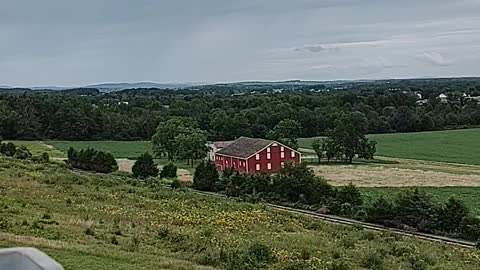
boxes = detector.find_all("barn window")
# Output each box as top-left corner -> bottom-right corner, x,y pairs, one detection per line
267,153 -> 271,160
280,146 -> 284,151
281,162 -> 285,168
280,152 -> 285,158
267,163 -> 271,170
256,164 -> 260,171
291,151 -> 295,158
256,154 -> 260,160
267,147 -> 271,153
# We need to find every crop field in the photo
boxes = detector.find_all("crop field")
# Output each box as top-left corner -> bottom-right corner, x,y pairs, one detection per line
47,141 -> 152,159
310,161 -> 480,188
299,128 -> 480,165
1,157 -> 479,270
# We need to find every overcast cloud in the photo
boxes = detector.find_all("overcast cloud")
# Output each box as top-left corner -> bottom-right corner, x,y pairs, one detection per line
1,0 -> 480,86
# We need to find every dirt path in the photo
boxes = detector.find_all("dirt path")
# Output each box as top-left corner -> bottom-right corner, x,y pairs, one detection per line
117,159 -> 134,173
310,159 -> 480,187
116,159 -> 193,182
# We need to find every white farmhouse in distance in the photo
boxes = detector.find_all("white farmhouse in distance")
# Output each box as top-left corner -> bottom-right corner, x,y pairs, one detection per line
437,94 -> 448,103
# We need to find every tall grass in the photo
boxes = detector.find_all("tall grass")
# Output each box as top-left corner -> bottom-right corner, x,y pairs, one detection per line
0,157 -> 479,269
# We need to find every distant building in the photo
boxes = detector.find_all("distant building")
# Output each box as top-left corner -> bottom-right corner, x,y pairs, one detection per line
437,94 -> 448,103
416,99 -> 428,105
465,96 -> 480,104
207,141 -> 234,161
213,137 -> 301,174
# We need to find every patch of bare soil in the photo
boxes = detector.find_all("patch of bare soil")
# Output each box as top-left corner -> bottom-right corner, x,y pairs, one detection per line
310,164 -> 480,187
116,159 -> 193,182
177,169 -> 193,183
117,159 -> 134,173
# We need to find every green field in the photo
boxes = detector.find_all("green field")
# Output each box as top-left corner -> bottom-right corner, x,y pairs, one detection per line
1,157 -> 479,269
11,141 -> 67,158
299,128 -> 480,165
361,187 -> 480,216
47,141 -> 152,159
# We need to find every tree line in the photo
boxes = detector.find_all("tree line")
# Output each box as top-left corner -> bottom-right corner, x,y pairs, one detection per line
193,161 -> 480,242
1,85 -> 480,141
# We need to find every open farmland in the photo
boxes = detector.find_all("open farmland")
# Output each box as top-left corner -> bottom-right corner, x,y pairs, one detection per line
311,159 -> 480,188
47,141 -> 152,159
299,128 -> 480,165
1,157 -> 479,270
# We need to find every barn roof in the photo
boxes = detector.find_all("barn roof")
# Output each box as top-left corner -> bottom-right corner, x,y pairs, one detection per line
212,141 -> 234,148
215,137 -> 273,158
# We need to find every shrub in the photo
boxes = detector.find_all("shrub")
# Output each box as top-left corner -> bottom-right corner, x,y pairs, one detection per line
361,250 -> 384,270
160,163 -> 177,178
437,197 -> 470,233
0,142 -> 16,157
13,145 -> 32,160
193,160 -> 219,191
170,178 -> 182,189
365,196 -> 396,225
243,173 -> 272,194
393,189 -> 440,232
272,163 -> 333,205
248,243 -> 273,264
336,183 -> 363,207
32,152 -> 49,163
67,147 -> 118,173
459,216 -> 480,241
41,152 -> 50,162
132,152 -> 159,178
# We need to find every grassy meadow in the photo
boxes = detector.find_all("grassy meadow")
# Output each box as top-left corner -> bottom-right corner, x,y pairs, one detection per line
10,141 -> 67,159
47,141 -> 152,159
299,128 -> 480,165
1,157 -> 480,269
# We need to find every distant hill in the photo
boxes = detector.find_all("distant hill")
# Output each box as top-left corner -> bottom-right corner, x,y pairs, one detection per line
86,82 -> 197,92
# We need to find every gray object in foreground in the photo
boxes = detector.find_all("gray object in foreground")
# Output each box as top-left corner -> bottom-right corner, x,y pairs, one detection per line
0,248 -> 64,270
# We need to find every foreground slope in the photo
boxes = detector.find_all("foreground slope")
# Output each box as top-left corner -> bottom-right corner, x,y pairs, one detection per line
0,158 -> 479,270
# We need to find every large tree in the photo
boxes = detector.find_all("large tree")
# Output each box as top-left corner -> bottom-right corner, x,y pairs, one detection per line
132,152 -> 159,179
316,112 -> 377,164
176,128 -> 208,167
268,119 -> 302,149
151,117 -> 196,161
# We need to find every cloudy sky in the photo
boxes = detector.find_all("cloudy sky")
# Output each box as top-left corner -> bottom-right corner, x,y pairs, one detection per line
1,0 -> 480,86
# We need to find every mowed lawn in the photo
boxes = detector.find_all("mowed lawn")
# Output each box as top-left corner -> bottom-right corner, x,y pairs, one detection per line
299,128 -> 480,165
47,141 -> 152,159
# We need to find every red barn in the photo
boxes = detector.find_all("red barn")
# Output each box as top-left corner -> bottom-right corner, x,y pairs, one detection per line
213,137 -> 301,174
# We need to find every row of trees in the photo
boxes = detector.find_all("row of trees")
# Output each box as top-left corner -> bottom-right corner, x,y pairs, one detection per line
67,147 -> 118,173
193,162 -> 480,242
1,87 -> 480,141
365,190 -> 480,241
312,112 -> 377,163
